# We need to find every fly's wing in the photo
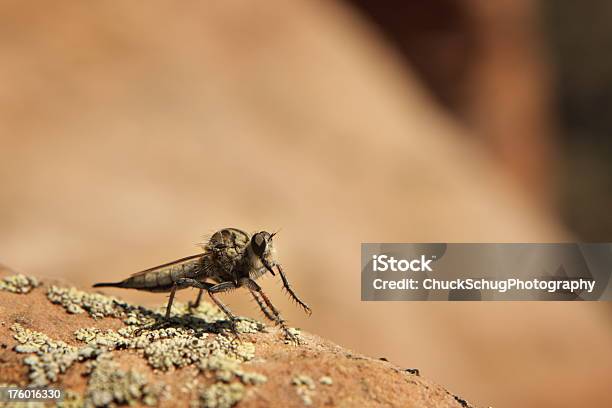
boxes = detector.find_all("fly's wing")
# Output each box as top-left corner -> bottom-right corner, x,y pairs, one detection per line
94,253 -> 207,291
130,253 -> 205,277
123,253 -> 207,290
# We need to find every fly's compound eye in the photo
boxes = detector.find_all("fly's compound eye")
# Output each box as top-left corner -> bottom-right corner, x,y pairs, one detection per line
251,233 -> 267,257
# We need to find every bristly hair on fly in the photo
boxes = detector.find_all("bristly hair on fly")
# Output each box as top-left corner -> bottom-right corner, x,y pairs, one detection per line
196,230 -> 220,250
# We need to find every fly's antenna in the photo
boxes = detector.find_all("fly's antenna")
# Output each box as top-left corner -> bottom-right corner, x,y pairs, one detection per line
270,228 -> 282,239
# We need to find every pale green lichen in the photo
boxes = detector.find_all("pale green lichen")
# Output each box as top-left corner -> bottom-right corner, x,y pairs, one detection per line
10,324 -> 164,407
292,374 -> 316,406
197,353 -> 266,385
284,327 -> 302,345
57,286 -> 264,375
14,285 -> 273,406
74,322 -> 257,374
292,374 -> 316,389
0,400 -> 46,408
319,376 -> 333,385
83,356 -> 164,407
234,370 -> 267,386
11,323 -> 81,386
47,285 -> 129,319
0,382 -> 45,408
58,390 -> 85,408
191,382 -> 245,408
0,274 -> 40,294
9,323 -> 170,407
1,399 -> 46,408
48,285 -> 266,336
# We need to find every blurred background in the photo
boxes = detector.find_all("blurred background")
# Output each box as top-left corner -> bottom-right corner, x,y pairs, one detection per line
0,1 -> 610,407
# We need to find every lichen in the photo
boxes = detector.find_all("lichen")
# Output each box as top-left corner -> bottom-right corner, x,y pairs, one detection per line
191,382 -> 245,408
0,274 -> 40,294
83,355 -> 164,407
11,323 -> 81,386
47,285 -> 266,337
292,374 -> 316,389
58,390 -> 85,408
74,320 -> 258,374
47,285 -> 129,319
234,370 -> 267,386
284,327 -> 302,345
13,285 -> 273,406
319,376 -> 333,385
56,287 -> 264,376
292,374 -> 316,406
0,382 -> 46,408
0,400 -> 46,408
10,322 -> 164,407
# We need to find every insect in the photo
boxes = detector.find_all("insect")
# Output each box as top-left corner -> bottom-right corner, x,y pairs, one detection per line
93,228 -> 311,340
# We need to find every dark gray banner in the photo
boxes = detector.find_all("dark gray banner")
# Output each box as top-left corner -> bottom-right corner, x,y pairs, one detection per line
361,243 -> 612,301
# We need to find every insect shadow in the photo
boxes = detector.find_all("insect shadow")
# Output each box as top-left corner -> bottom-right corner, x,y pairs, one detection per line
113,300 -> 247,338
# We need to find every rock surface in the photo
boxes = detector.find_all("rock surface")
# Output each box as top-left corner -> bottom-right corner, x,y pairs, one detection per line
0,268 -> 475,408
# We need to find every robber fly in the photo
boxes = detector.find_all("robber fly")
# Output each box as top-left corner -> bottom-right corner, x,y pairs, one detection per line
93,228 -> 311,339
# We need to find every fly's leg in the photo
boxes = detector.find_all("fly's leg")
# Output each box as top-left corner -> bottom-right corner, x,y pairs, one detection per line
194,288 -> 204,307
250,290 -> 275,322
277,264 -> 312,315
165,285 -> 178,319
188,288 -> 204,311
208,282 -> 241,337
134,285 -> 179,335
240,278 -> 299,344
174,278 -> 240,336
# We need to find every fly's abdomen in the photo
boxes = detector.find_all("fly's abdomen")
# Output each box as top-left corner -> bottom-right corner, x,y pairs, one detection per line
125,270 -> 174,291
94,255 -> 203,292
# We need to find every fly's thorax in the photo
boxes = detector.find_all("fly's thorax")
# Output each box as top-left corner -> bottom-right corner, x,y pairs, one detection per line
201,228 -> 251,280
204,228 -> 278,280
206,228 -> 250,252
